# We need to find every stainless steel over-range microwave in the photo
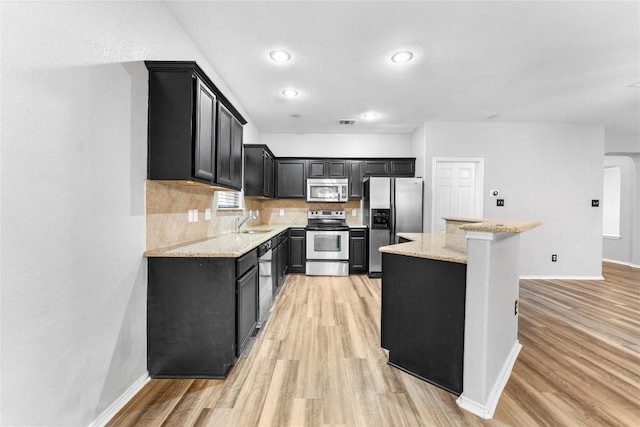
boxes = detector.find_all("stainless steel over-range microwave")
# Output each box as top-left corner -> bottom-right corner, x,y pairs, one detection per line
306,179 -> 348,203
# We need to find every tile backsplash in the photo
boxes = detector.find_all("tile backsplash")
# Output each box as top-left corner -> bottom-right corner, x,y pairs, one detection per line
145,181 -> 363,250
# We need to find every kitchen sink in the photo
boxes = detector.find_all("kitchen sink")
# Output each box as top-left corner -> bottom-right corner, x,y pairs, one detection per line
239,229 -> 273,234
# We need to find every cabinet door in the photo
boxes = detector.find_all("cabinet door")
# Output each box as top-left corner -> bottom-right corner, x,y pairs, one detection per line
278,234 -> 289,285
363,160 -> 390,176
194,80 -> 217,182
264,152 -> 275,197
348,161 -> 363,199
277,160 -> 307,198
308,160 -> 327,178
349,229 -> 368,273
216,104 -> 233,187
230,116 -> 243,189
328,161 -> 348,178
237,265 -> 258,356
390,159 -> 415,177
288,229 -> 306,273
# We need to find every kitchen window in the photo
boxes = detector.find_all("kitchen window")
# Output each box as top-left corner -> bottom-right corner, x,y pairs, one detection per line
216,190 -> 243,210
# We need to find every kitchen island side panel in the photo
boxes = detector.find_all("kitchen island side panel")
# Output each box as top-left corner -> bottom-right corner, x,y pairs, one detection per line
148,257 -> 236,378
381,252 -> 467,394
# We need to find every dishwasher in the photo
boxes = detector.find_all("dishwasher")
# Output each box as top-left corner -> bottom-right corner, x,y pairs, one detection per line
257,240 -> 273,329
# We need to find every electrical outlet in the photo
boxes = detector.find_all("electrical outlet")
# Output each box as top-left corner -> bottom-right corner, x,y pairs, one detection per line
514,299 -> 519,315
551,254 -> 558,262
279,209 -> 285,217
497,199 -> 505,207
352,209 -> 357,217
592,199 -> 599,207
205,208 -> 212,220
188,210 -> 194,223
193,209 -> 198,222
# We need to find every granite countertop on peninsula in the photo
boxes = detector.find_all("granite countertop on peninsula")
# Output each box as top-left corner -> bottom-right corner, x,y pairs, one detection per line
458,218 -> 542,233
380,233 -> 467,264
380,219 -> 541,264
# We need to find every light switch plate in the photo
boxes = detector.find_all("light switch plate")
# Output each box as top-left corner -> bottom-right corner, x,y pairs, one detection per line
188,210 -> 194,223
205,208 -> 212,220
279,209 -> 285,216
193,210 -> 198,222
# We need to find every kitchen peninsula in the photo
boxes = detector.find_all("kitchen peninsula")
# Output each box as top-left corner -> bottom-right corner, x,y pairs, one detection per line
379,218 -> 541,419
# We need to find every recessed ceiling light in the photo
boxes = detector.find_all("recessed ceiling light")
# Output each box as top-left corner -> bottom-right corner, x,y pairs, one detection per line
362,112 -> 379,120
282,88 -> 298,97
269,50 -> 291,63
391,51 -> 414,63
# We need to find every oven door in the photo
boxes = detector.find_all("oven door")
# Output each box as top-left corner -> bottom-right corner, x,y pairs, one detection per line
306,230 -> 349,260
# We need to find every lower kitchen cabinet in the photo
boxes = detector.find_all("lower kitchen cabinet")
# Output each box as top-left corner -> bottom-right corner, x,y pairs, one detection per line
349,228 -> 368,273
271,231 -> 289,295
288,228 -> 306,273
236,257 -> 258,356
147,250 -> 258,379
381,252 -> 466,394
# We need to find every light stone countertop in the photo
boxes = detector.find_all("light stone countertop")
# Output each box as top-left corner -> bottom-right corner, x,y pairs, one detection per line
459,218 -> 542,233
144,223 -> 368,258
380,233 -> 467,264
144,225 -> 295,258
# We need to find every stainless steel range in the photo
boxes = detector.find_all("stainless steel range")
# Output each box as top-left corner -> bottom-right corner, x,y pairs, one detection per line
306,210 -> 349,276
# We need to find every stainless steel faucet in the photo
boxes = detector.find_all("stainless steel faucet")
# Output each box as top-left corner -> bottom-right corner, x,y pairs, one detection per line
235,213 -> 258,232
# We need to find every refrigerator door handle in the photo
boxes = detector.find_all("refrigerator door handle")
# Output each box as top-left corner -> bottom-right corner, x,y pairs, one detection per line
390,179 -> 396,243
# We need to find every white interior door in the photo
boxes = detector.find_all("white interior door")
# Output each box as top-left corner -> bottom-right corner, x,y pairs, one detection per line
432,159 -> 484,233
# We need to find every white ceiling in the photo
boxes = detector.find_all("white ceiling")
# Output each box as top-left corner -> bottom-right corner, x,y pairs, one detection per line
165,1 -> 639,143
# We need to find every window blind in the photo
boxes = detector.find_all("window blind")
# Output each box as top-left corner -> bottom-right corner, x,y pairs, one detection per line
217,191 -> 243,209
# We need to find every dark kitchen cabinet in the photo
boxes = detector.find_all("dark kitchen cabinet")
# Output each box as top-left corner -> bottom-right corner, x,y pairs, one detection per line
277,160 -> 307,198
194,80 -> 217,181
147,248 -> 258,378
390,159 -> 415,177
308,160 -> 348,178
244,145 -> 275,198
348,160 -> 364,199
216,103 -> 243,190
236,263 -> 258,355
363,160 -> 390,176
148,257 -> 237,378
349,228 -> 368,273
271,231 -> 289,296
288,228 -> 306,273
381,252 -> 466,395
145,61 -> 246,189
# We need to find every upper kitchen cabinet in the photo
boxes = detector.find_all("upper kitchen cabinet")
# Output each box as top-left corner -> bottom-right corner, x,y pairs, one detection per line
145,61 -> 246,189
216,103 -> 243,190
308,160 -> 348,179
348,160 -> 363,199
244,145 -> 275,198
363,159 -> 416,177
277,159 -> 307,198
390,159 -> 415,177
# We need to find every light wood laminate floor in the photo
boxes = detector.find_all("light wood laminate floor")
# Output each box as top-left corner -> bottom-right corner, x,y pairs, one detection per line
108,262 -> 639,426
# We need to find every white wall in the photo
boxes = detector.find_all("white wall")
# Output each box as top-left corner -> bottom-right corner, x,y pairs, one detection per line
0,2 -> 256,425
261,133 -> 411,157
412,122 -> 605,277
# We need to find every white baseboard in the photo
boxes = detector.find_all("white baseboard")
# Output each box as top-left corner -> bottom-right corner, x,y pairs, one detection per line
519,275 -> 604,280
456,341 -> 522,419
88,372 -> 150,427
603,258 -> 640,269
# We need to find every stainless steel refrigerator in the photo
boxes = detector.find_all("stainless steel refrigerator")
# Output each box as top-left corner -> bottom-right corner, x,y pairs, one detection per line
363,177 -> 423,277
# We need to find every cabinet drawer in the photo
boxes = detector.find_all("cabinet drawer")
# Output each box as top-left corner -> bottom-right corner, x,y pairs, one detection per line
350,228 -> 367,238
289,228 -> 305,238
237,249 -> 258,277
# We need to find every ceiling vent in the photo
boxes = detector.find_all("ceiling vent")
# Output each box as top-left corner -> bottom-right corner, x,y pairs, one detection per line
339,119 -> 356,125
